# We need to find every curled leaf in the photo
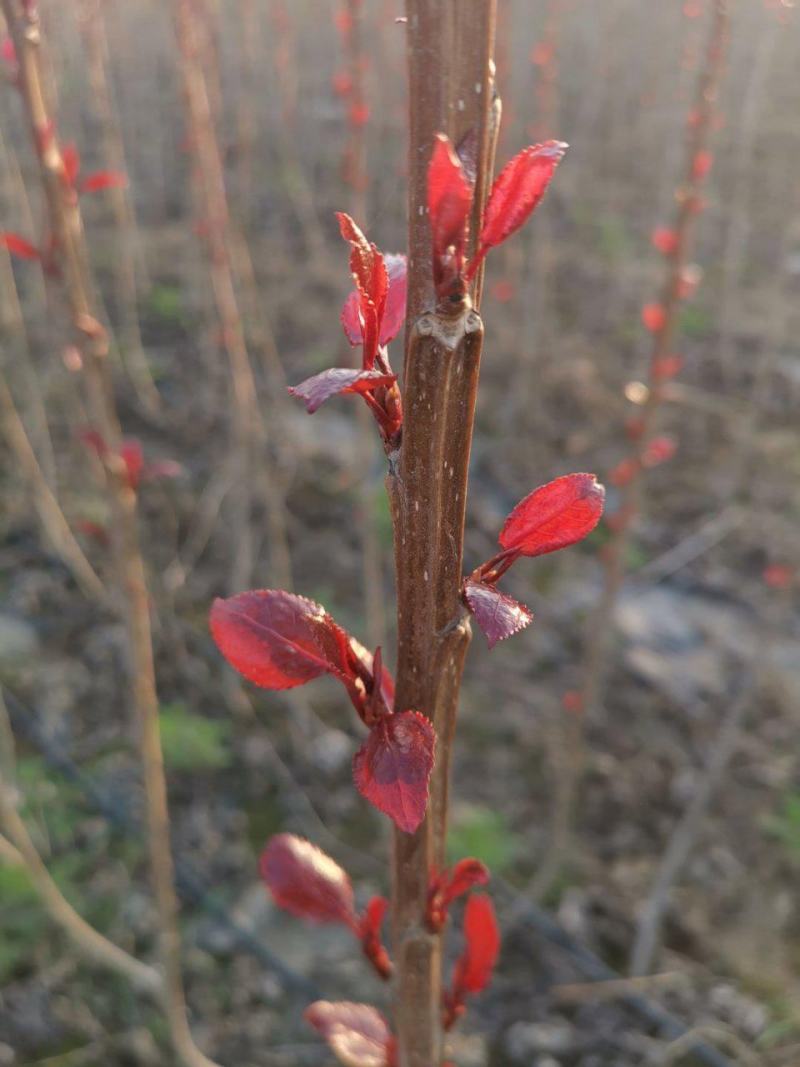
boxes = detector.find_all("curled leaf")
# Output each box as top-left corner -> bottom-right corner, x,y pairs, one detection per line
498,473 -> 605,558
305,1001 -> 392,1067
260,834 -> 357,929
463,580 -> 532,649
359,896 -> 392,979
353,711 -> 436,833
428,133 -> 472,294
289,367 -> 397,414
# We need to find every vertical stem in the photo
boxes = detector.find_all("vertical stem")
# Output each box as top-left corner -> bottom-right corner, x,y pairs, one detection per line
1,4 -> 220,1065
390,5 -> 497,1065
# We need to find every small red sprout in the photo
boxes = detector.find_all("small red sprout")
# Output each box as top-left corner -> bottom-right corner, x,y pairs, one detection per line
288,215 -> 405,452
427,133 -> 566,301
443,894 -> 500,1030
463,474 -> 605,647
210,592 -> 435,832
651,226 -> 678,256
260,834 -> 392,979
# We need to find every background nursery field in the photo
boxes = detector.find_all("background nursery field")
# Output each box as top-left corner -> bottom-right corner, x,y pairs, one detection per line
0,1 -> 799,1066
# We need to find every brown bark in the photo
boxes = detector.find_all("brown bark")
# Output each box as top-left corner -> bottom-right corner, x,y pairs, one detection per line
389,5 -> 497,1065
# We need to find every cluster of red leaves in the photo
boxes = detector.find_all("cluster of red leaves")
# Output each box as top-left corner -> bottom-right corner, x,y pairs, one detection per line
288,214 -> 406,453
210,590 -> 434,832
427,133 -> 566,302
263,833 -> 497,1061
1,142 -> 124,270
443,894 -> 501,1030
462,474 -> 605,648
261,834 -> 392,979
79,429 -> 182,492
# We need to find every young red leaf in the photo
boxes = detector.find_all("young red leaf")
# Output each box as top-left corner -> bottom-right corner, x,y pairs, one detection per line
498,473 -> 605,559
80,170 -> 127,194
463,580 -> 532,649
120,438 -> 144,490
651,226 -> 678,255
692,150 -> 713,180
61,143 -> 80,187
652,354 -> 683,382
78,427 -> 109,459
427,857 -> 490,930
609,457 -> 638,488
210,589 -> 351,690
1,36 -> 17,68
289,368 -> 397,414
341,253 -> 406,350
642,434 -> 677,468
763,564 -> 794,590
445,859 -> 490,903
336,212 -> 388,366
427,133 -> 472,290
453,894 -> 500,994
467,140 -> 566,276
359,896 -> 392,979
379,254 -> 407,346
1,232 -> 40,260
305,1001 -> 392,1067
352,711 -> 435,833
260,833 -> 358,929
347,636 -> 395,714
641,303 -> 666,333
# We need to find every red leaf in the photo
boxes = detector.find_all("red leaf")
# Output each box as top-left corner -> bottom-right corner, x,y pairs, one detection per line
1,232 -> 40,260
336,212 -> 388,367
80,170 -> 127,194
359,896 -> 392,979
427,856 -> 490,930
61,143 -> 80,187
609,458 -> 638,487
763,564 -> 794,590
352,711 -> 436,833
78,427 -> 109,459
379,254 -> 407,346
210,590 -> 351,690
651,226 -> 678,255
641,303 -> 666,333
1,36 -> 17,68
463,580 -> 532,649
341,253 -> 406,350
120,438 -> 144,490
642,434 -> 677,468
468,140 -> 566,275
305,1001 -> 392,1067
341,290 -> 364,346
349,101 -> 370,127
332,71 -> 353,97
453,894 -> 500,994
652,354 -> 683,381
427,133 -> 472,290
288,368 -> 397,414
692,149 -> 713,179
260,834 -> 357,929
444,859 -> 489,903
498,473 -> 605,558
